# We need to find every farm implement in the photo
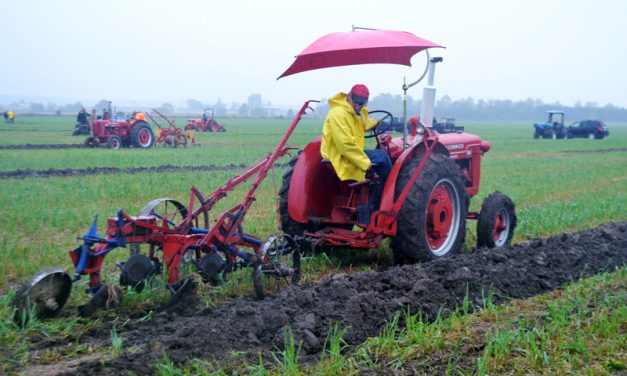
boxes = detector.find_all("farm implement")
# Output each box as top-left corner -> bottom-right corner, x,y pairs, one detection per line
13,28 -> 518,321
146,109 -> 189,148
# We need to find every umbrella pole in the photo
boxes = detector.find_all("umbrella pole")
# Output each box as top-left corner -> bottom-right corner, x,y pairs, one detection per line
402,80 -> 408,148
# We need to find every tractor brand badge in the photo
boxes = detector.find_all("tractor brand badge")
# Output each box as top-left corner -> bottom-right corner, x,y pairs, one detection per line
446,143 -> 464,151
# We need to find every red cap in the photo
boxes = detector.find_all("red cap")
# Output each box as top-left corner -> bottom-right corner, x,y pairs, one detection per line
349,84 -> 369,99
409,116 -> 419,124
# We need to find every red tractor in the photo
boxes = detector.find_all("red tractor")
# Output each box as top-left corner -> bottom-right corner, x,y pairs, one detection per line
84,108 -> 155,149
185,108 -> 226,132
12,30 -> 517,320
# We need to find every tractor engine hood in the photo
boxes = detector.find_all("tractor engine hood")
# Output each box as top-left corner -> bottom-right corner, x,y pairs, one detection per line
387,132 -> 490,159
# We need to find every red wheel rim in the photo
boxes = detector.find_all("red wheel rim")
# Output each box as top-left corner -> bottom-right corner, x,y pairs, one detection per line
425,182 -> 458,252
139,129 -> 151,146
492,209 -> 510,246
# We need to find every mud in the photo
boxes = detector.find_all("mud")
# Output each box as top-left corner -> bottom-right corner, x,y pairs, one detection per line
0,163 -> 286,179
20,222 -> 627,375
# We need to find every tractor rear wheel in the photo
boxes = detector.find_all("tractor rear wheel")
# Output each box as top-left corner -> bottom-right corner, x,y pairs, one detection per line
476,192 -> 517,248
131,121 -> 154,148
106,135 -> 122,149
391,153 -> 468,264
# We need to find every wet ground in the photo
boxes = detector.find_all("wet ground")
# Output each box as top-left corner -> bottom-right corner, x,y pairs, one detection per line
15,221 -> 626,375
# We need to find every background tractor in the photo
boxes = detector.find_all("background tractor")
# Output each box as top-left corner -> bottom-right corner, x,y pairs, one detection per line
533,110 -> 567,139
185,108 -> 227,132
83,102 -> 155,149
432,117 -> 464,133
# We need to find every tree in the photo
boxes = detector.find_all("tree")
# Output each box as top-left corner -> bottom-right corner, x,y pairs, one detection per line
186,99 -> 204,111
238,103 -> 249,117
213,99 -> 227,116
156,103 -> 174,114
94,99 -> 111,111
29,102 -> 45,113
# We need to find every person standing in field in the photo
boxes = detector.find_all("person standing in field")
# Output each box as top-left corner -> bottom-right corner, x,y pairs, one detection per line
3,111 -> 8,124
7,111 -> 15,124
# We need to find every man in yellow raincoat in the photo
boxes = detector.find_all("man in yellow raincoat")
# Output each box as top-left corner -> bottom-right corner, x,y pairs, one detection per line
321,84 -> 392,212
321,84 -> 392,183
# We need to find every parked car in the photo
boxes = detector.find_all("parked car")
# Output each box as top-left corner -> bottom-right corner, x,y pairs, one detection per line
567,120 -> 609,139
533,110 -> 567,139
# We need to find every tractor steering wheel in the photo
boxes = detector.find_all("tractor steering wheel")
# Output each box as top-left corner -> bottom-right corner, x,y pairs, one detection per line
365,110 -> 394,138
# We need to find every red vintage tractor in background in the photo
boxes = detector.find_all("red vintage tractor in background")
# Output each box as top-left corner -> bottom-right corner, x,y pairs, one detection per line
185,108 -> 227,132
146,109 -> 188,148
12,29 -> 518,321
84,104 -> 155,149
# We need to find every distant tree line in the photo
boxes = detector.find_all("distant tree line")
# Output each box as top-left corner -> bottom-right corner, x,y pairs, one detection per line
2,94 -> 626,122
311,94 -> 627,122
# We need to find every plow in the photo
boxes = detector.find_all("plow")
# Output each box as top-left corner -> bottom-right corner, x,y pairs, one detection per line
13,28 -> 518,322
147,109 -> 189,148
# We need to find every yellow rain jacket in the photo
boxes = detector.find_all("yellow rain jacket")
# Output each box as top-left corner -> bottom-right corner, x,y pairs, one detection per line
320,92 -> 379,181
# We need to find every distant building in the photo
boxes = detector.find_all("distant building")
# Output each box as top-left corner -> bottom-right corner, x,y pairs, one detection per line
248,94 -> 262,116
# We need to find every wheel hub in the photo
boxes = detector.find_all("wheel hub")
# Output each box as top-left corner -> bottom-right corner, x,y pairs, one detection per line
492,209 -> 510,246
426,184 -> 454,249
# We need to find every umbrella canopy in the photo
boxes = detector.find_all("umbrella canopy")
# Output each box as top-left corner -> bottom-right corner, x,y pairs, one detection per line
278,28 -> 442,79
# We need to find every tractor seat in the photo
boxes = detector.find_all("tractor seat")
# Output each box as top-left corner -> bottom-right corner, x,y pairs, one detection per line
321,159 -> 377,188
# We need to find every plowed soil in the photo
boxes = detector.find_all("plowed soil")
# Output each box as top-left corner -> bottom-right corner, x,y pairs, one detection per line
19,222 -> 627,375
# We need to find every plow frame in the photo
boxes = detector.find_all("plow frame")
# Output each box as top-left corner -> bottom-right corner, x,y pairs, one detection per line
145,109 -> 188,147
71,101 -> 317,293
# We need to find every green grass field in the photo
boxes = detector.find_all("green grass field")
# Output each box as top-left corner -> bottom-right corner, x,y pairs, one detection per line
0,115 -> 625,375
0,115 -> 625,287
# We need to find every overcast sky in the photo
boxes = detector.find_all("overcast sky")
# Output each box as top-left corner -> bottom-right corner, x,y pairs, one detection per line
2,0 -> 626,109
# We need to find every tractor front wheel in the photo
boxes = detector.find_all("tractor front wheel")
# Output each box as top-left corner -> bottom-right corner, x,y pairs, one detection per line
106,135 -> 122,150
476,192 -> 517,248
84,136 -> 100,148
391,153 -> 468,264
131,121 -> 154,148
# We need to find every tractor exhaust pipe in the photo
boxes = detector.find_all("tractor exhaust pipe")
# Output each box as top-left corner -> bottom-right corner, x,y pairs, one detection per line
420,57 -> 443,128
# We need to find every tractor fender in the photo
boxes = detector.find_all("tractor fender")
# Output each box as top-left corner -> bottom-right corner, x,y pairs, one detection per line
287,137 -> 338,223
379,138 -> 449,214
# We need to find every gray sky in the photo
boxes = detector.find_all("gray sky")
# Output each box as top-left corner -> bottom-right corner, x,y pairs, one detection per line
2,0 -> 626,109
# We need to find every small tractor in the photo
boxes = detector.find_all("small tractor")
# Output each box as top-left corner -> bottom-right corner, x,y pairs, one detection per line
13,33 -> 518,322
185,108 -> 227,132
533,110 -> 567,139
146,109 -> 188,148
83,103 -> 155,149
